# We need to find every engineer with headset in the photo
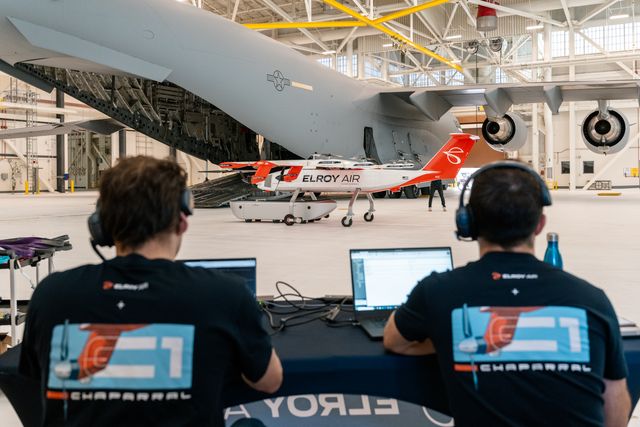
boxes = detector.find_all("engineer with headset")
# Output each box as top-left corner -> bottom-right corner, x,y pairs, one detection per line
383,161 -> 631,426
19,156 -> 282,427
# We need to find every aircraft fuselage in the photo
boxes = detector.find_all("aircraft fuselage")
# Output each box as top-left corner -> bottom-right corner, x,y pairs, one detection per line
0,0 -> 459,163
259,167 -> 431,193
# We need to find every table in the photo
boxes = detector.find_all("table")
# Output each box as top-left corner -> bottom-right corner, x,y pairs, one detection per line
223,320 -> 449,412
0,249 -> 55,345
1,318 -> 639,427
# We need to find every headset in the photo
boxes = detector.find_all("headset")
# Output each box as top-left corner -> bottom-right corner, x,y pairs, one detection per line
88,188 -> 194,255
455,161 -> 552,241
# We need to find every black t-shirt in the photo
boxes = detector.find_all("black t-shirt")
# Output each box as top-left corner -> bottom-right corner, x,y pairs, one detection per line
394,252 -> 627,427
19,254 -> 272,427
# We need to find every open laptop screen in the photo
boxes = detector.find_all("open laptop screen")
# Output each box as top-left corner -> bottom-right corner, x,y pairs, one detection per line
182,258 -> 257,296
350,248 -> 453,312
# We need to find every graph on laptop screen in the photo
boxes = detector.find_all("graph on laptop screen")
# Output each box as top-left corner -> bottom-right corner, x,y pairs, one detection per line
182,258 -> 257,295
351,248 -> 453,311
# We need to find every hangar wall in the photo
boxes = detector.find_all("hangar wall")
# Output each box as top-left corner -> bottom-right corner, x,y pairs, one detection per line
0,73 -> 211,192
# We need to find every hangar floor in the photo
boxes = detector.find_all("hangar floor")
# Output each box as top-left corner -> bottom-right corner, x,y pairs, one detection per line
1,189 -> 639,425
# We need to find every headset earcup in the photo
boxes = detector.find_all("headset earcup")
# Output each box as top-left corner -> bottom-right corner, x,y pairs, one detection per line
88,210 -> 114,247
181,189 -> 194,216
455,207 -> 472,239
540,184 -> 552,207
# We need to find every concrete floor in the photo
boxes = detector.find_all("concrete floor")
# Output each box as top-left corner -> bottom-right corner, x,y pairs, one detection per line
1,188 -> 639,424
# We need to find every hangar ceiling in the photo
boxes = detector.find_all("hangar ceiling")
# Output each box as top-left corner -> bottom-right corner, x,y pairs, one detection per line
192,0 -> 640,85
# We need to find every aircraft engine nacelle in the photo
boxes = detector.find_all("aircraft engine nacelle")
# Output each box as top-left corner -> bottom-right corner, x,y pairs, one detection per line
481,112 -> 527,152
581,108 -> 629,155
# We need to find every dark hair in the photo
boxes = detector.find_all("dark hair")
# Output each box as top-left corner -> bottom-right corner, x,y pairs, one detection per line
99,156 -> 187,249
468,167 -> 543,248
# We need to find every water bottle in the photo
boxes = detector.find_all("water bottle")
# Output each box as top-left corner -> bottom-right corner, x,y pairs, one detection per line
544,232 -> 563,269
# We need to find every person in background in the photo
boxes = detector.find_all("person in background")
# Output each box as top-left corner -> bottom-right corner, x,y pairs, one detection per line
384,161 -> 631,426
428,179 -> 446,212
20,156 -> 282,427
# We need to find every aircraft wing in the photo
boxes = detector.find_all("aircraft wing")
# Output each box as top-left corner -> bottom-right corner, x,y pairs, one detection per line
380,81 -> 640,120
219,160 -> 306,169
220,160 -> 308,184
0,118 -> 124,139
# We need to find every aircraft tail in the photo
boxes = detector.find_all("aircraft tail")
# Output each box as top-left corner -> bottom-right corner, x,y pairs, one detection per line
421,133 -> 478,179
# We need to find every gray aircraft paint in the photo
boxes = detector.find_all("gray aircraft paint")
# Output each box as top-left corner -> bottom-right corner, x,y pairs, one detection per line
0,0 -> 458,162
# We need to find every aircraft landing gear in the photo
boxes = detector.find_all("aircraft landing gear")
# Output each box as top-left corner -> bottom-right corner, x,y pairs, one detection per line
403,185 -> 420,199
284,214 -> 295,226
365,193 -> 375,221
341,188 -> 360,227
340,189 -> 376,227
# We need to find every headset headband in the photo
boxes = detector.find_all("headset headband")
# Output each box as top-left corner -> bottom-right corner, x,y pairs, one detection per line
455,161 -> 551,241
88,188 -> 194,249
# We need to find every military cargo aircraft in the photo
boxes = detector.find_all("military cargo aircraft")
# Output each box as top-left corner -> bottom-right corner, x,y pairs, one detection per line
0,0 -> 637,197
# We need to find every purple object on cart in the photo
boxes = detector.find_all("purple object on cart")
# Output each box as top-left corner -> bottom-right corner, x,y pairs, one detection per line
0,235 -> 72,259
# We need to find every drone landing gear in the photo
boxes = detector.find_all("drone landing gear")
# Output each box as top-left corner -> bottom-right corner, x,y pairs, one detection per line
341,189 -> 376,227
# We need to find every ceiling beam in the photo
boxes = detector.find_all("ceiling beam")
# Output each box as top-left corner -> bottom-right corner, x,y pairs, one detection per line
336,27 -> 359,53
231,0 -> 241,21
322,0 -> 462,71
504,35 -> 529,60
577,0 -> 621,26
458,0 -> 477,28
304,0 -> 312,22
442,3 -> 459,39
578,30 -> 639,79
576,29 -> 604,53
259,0 -> 331,51
373,0 -> 450,24
247,0 -> 451,30
384,20 -> 435,43
559,0 -> 574,31
616,61 -> 640,79
246,21 -> 365,29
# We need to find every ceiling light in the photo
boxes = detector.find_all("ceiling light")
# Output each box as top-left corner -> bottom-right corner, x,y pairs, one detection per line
445,34 -> 462,40
322,50 -> 336,55
610,13 -> 629,20
382,43 -> 393,48
526,24 -> 544,30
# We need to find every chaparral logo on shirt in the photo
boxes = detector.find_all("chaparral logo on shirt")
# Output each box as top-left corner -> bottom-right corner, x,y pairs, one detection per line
47,323 -> 194,395
491,272 -> 502,281
102,280 -> 149,291
451,306 -> 591,373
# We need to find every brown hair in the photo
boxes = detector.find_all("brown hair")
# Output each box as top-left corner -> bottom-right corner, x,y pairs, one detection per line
99,156 -> 187,249
468,167 -> 543,249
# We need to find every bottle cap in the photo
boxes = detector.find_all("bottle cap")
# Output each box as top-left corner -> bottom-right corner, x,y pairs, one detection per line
547,232 -> 558,242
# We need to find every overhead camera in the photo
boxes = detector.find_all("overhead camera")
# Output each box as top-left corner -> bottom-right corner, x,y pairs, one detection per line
464,40 -> 479,54
489,37 -> 503,52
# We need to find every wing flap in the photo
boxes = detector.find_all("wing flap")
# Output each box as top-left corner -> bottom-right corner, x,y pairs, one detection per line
381,81 -> 640,117
0,119 -> 124,139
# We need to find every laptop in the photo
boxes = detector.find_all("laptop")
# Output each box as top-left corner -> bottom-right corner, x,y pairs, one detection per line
182,258 -> 257,296
350,247 -> 453,339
